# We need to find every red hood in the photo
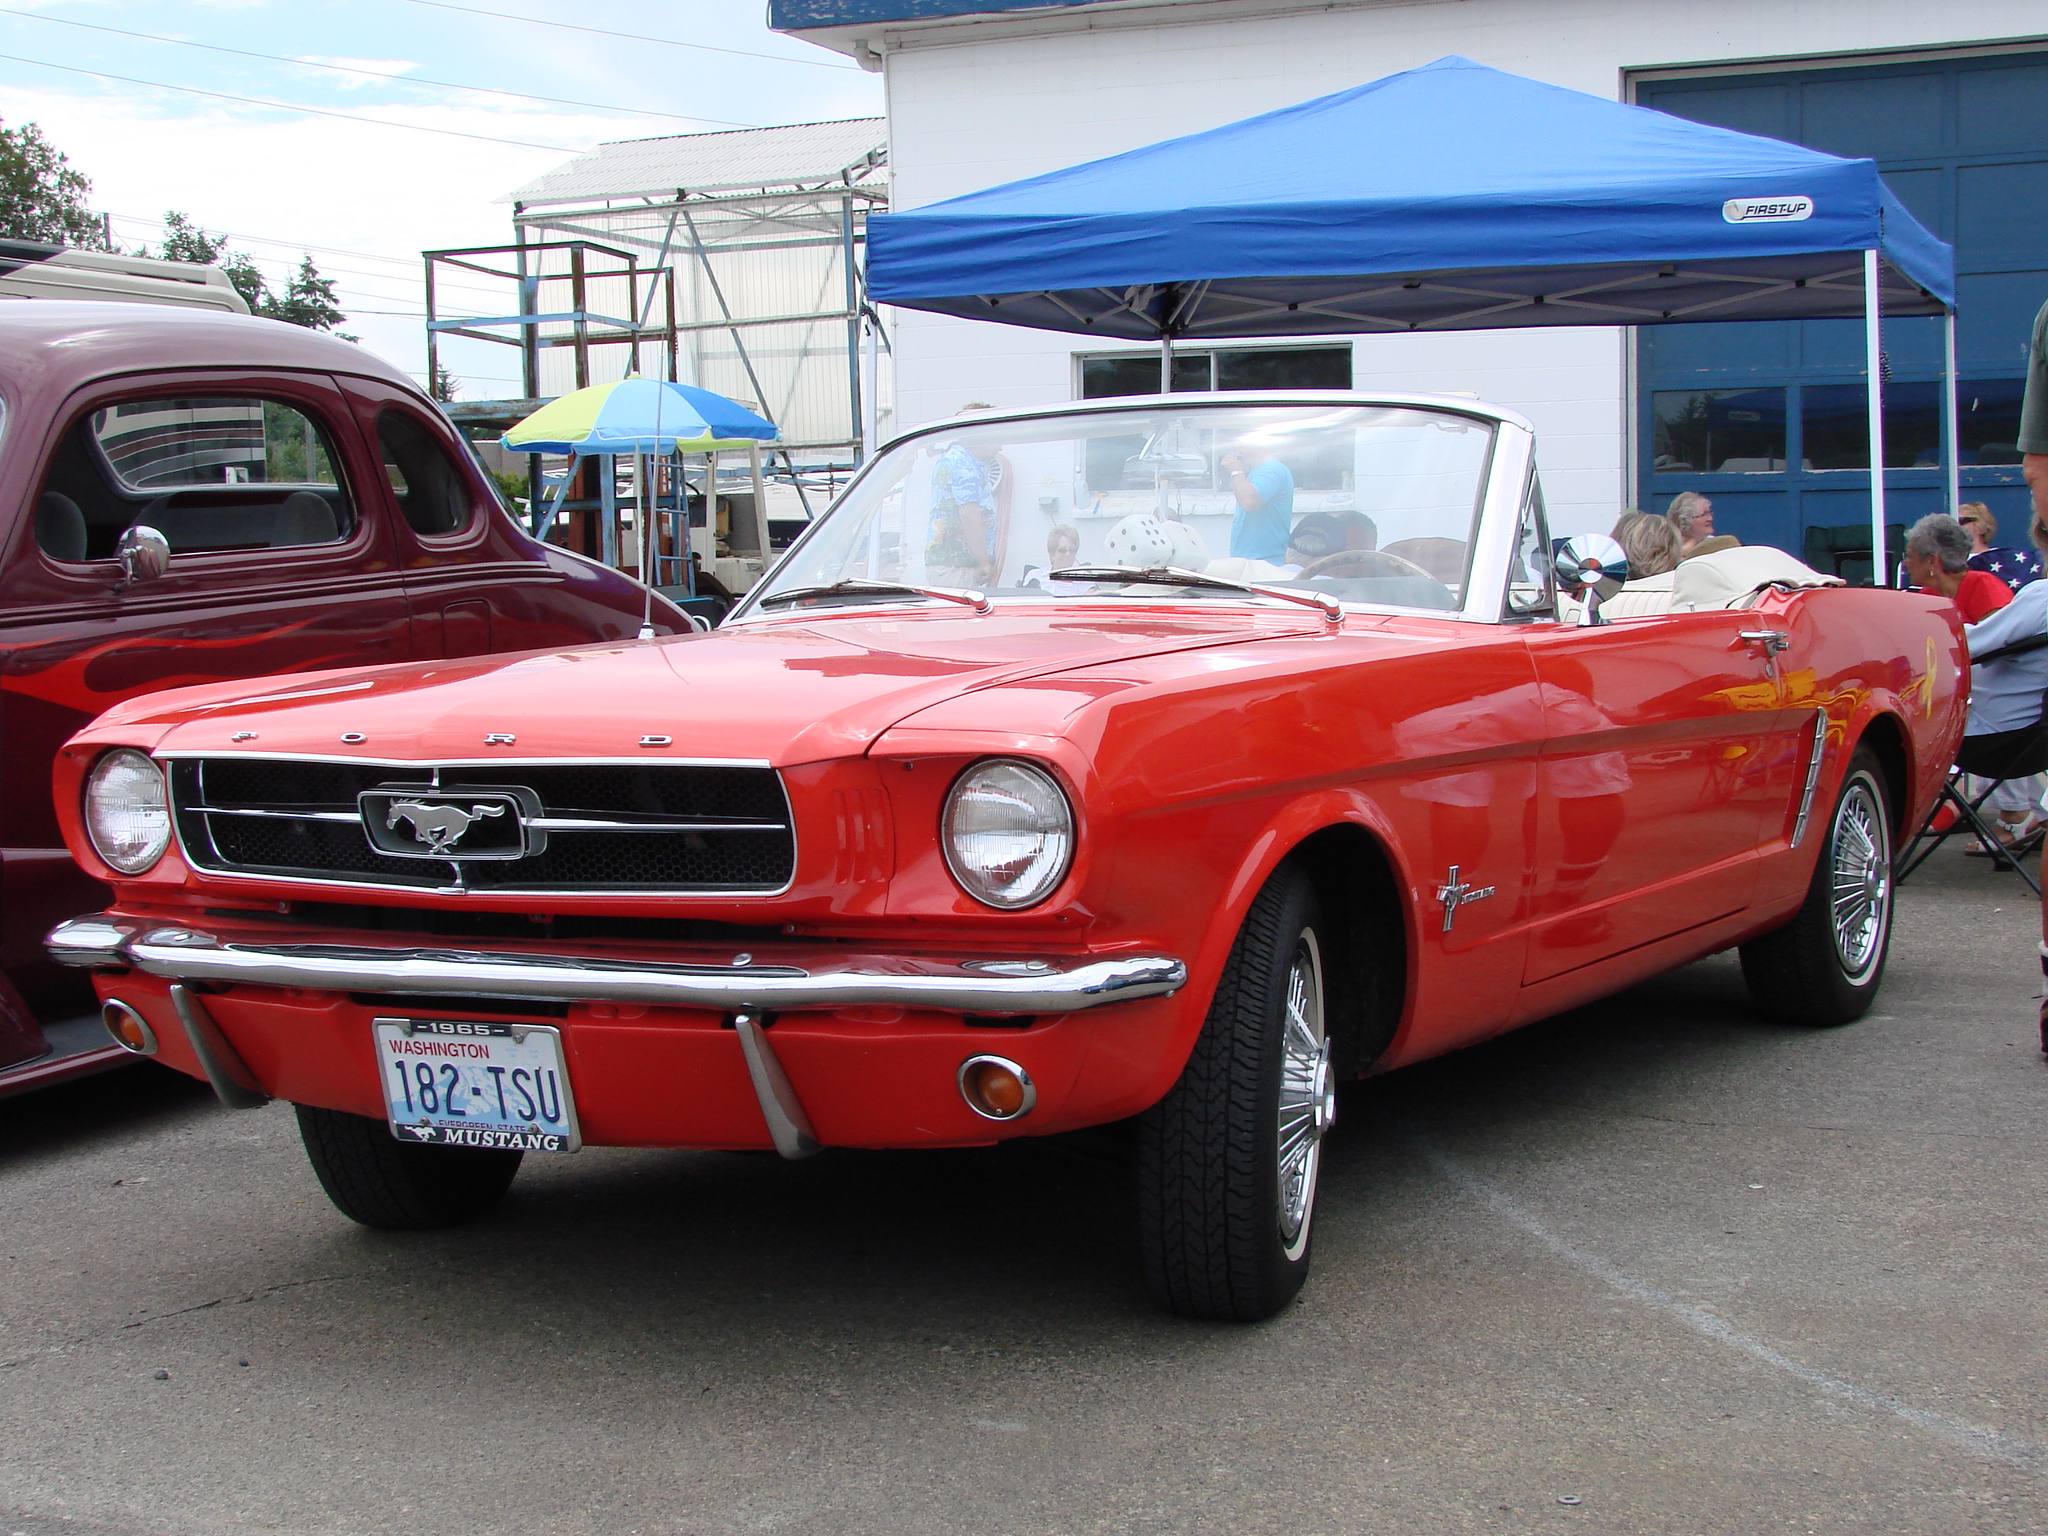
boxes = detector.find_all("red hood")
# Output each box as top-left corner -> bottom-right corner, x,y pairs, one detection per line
110,608 -> 1324,766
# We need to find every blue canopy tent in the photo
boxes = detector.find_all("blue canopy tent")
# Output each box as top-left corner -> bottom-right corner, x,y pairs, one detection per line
866,55 -> 1958,577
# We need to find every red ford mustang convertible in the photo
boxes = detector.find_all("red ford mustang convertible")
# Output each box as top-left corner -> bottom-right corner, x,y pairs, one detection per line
46,394 -> 1964,1320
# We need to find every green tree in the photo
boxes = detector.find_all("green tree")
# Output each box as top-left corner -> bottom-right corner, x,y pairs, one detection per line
146,212 -> 353,338
0,118 -> 110,249
267,254 -> 348,333
147,210 -> 269,313
429,358 -> 459,402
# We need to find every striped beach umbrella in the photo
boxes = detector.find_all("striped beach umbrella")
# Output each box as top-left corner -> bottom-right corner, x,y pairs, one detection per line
501,377 -> 778,455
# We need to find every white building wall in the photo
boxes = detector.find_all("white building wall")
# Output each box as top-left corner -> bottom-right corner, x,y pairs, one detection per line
877,0 -> 2043,535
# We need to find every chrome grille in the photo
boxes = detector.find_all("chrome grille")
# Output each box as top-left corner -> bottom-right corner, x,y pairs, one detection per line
168,758 -> 795,894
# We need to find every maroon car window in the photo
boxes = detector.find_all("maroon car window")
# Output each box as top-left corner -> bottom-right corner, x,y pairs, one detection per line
36,396 -> 355,560
376,409 -> 474,538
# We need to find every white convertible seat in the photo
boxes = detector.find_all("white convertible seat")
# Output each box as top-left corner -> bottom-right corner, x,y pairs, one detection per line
1674,546 -> 1841,610
1600,570 -> 1679,618
1202,556 -> 1296,583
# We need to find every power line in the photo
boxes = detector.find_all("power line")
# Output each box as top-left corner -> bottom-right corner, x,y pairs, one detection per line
0,50 -> 583,152
398,0 -> 862,71
111,213 -> 446,272
106,215 -> 512,300
0,7 -> 758,129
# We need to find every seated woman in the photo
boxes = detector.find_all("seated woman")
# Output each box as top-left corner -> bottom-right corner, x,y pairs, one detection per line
1599,510 -> 1684,618
1903,512 -> 2013,624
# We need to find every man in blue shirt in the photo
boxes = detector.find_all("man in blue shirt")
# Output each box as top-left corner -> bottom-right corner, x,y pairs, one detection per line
1220,441 -> 1294,562
928,440 -> 996,585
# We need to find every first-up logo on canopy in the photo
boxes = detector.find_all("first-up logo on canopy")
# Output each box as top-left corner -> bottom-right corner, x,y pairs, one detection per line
1723,196 -> 1814,224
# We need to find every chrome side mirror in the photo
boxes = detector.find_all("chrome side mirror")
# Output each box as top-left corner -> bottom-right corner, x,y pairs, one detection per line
115,525 -> 170,589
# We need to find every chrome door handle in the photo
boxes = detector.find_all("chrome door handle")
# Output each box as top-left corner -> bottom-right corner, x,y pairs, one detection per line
1738,630 -> 1791,656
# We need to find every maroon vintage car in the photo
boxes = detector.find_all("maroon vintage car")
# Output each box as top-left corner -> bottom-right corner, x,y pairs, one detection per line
1,301 -> 680,1095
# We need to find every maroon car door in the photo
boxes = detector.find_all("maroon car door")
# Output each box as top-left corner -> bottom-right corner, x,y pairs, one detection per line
0,370 -> 407,1008
334,376 -> 610,659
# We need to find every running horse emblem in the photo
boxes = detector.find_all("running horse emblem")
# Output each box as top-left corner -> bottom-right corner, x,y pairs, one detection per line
385,799 -> 507,855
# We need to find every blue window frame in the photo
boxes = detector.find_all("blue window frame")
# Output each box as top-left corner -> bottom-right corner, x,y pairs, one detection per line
1635,52 -> 2047,559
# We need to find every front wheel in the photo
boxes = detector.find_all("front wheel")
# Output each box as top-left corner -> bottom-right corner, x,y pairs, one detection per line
1136,862 -> 1336,1321
1740,748 -> 1894,1026
295,1104 -> 522,1229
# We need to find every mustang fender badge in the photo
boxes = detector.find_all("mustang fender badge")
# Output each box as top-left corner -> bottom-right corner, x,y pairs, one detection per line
1436,865 -> 1497,933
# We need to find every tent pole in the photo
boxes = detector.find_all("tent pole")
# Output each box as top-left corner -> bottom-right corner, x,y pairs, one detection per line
1863,249 -> 1888,586
749,440 -> 772,578
1943,309 -> 1961,518
1160,333 -> 1173,394
866,313 -> 881,454
600,452 -> 619,570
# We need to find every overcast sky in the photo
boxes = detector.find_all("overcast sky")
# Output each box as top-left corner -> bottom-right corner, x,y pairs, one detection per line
1,0 -> 883,392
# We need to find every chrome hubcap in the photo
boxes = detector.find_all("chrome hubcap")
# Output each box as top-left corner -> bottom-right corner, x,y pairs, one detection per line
1276,930 -> 1330,1258
1829,779 -> 1891,982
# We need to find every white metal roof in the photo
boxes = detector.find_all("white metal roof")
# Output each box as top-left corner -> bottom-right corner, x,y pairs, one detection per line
503,118 -> 887,207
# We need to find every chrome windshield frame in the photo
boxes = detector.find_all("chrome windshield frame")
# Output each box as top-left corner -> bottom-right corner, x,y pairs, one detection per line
724,391 -> 1533,628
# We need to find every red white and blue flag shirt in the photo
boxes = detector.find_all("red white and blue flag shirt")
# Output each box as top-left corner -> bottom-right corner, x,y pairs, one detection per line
1970,545 -> 2043,591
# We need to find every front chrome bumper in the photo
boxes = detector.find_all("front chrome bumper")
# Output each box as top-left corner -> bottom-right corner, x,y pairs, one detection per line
46,916 -> 1187,1016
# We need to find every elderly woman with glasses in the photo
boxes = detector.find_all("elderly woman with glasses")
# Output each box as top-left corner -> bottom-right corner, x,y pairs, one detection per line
1905,513 -> 2014,624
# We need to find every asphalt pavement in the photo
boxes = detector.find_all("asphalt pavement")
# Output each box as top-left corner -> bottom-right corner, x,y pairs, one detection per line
2,844 -> 2044,1536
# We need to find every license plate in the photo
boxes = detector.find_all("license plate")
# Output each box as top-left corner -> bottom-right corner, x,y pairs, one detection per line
372,1017 -> 582,1152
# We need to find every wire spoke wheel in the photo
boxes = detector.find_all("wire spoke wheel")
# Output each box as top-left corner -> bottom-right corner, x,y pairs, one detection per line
1137,861 -> 1354,1320
1828,781 -> 1890,981
1274,931 -> 1332,1259
1740,749 -> 1895,1026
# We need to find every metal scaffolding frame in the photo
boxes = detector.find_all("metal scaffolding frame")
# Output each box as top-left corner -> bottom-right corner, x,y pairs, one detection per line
504,120 -> 889,467
424,237 -> 678,405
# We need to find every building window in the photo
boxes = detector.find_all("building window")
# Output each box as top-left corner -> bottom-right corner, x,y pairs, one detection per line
1078,346 -> 1351,399
1802,382 -> 1943,471
1958,379 -> 2029,465
1651,387 -> 1788,472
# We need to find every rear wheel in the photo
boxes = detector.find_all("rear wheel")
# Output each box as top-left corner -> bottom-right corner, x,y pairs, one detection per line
295,1104 -> 521,1229
1740,748 -> 1894,1026
1136,863 -> 1336,1321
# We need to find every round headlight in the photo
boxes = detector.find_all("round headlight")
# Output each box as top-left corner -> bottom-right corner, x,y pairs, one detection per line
941,759 -> 1074,910
84,748 -> 171,875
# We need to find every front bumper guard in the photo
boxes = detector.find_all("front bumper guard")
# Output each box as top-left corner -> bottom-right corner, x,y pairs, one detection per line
46,916 -> 1188,1017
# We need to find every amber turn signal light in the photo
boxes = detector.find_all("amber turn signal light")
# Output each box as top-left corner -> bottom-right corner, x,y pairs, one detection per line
101,999 -> 159,1056
958,1054 -> 1036,1121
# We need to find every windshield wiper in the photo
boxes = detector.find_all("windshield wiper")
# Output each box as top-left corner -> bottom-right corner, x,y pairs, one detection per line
756,578 -> 993,615
1050,566 -> 1342,625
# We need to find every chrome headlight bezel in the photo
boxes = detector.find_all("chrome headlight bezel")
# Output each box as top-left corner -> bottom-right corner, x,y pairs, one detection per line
940,758 -> 1076,911
83,748 -> 171,875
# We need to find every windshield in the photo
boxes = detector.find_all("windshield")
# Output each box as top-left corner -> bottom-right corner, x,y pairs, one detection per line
742,402 -> 1496,617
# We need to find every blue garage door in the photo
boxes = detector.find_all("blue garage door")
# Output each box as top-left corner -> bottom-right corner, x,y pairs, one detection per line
1636,53 -> 2048,565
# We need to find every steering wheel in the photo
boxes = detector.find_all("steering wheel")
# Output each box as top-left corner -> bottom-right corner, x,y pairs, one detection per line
1298,548 -> 1436,582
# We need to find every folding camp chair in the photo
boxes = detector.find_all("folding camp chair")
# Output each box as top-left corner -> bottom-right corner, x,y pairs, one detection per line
1801,522 -> 1904,587
1897,632 -> 2048,895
